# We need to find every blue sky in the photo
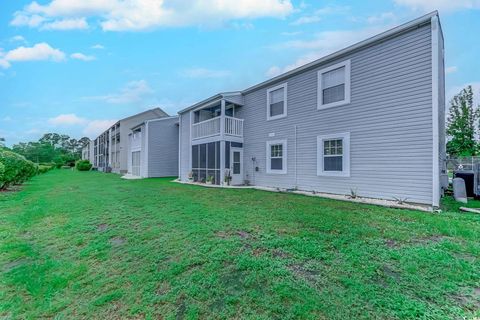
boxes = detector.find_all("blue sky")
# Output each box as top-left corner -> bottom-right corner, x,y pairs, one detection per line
1,0 -> 479,146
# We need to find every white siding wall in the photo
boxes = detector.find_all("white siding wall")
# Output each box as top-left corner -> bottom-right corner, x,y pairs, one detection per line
179,113 -> 191,180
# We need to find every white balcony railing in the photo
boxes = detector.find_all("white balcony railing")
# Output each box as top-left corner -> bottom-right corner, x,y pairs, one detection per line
225,116 -> 243,137
192,117 -> 221,139
192,116 -> 244,140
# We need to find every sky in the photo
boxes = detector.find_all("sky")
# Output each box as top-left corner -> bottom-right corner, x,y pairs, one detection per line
1,0 -> 479,146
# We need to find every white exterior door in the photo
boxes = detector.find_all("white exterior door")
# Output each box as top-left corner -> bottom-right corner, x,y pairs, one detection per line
230,147 -> 243,185
132,151 -> 141,176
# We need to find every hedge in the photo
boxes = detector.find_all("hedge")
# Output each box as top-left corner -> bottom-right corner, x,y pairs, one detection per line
76,160 -> 92,171
0,150 -> 38,190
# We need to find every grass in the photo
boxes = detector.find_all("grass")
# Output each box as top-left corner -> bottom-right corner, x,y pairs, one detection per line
0,170 -> 479,319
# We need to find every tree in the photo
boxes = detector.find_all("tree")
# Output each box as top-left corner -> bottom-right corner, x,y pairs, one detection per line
446,86 -> 479,156
0,137 -> 5,148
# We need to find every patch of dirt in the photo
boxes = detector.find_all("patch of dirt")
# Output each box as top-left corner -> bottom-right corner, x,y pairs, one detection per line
156,281 -> 170,296
252,248 -> 266,257
175,295 -> 187,320
0,185 -> 23,193
3,258 -> 30,272
288,260 -> 322,284
451,288 -> 480,311
97,224 -> 108,232
215,231 -> 229,238
236,230 -> 252,239
110,237 -> 126,246
411,235 -> 452,245
385,239 -> 400,248
272,249 -> 291,259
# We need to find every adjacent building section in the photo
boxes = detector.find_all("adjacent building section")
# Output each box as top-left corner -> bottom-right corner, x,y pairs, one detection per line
93,108 -> 169,174
127,116 -> 179,178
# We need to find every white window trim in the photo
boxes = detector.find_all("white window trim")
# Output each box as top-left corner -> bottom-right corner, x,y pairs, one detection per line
317,132 -> 350,177
266,83 -> 288,121
317,60 -> 351,110
266,139 -> 287,174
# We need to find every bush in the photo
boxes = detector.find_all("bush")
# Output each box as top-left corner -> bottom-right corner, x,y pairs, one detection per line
0,150 -> 37,190
38,165 -> 53,174
76,160 -> 92,171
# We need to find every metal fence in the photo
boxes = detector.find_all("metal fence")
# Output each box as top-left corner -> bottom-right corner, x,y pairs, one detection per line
446,156 -> 480,172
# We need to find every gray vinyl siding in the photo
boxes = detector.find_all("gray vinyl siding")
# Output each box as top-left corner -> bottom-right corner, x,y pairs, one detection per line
114,109 -> 169,174
241,23 -> 434,204
225,94 -> 244,106
179,113 -> 191,180
146,117 -> 179,177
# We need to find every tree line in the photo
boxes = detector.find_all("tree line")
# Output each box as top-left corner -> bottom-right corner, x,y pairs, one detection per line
1,133 -> 90,166
447,85 -> 480,157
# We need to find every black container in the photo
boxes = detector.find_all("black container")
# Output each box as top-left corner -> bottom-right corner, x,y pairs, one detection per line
454,171 -> 475,197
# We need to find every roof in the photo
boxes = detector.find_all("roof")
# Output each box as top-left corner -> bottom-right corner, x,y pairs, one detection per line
130,115 -> 179,130
177,11 -> 439,114
178,92 -> 242,114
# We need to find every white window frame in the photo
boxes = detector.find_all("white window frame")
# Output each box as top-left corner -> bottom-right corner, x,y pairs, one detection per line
266,139 -> 287,174
317,132 -> 350,177
317,60 -> 351,110
266,83 -> 287,121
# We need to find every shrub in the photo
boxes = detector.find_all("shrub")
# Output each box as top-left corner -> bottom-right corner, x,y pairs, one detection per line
0,150 -> 37,190
76,160 -> 92,171
38,165 -> 53,174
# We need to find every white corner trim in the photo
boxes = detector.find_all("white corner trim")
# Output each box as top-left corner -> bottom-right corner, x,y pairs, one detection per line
144,123 -> 149,178
317,132 -> 350,177
317,59 -> 351,110
266,139 -> 287,174
431,15 -> 440,208
266,83 -> 287,121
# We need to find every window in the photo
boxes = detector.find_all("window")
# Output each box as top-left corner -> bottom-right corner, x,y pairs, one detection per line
317,133 -> 350,177
266,140 -> 287,174
318,60 -> 351,110
267,83 -> 287,120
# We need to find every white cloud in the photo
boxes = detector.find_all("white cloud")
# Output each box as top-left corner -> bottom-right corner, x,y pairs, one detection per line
1,116 -> 12,122
10,13 -> 46,27
180,68 -> 230,78
0,42 -> 66,69
41,18 -> 89,30
10,35 -> 26,42
84,80 -> 153,104
267,26 -> 387,77
82,119 -> 116,137
11,0 -> 294,31
290,6 -> 350,26
48,113 -> 87,126
70,52 -> 95,61
281,31 -> 302,36
394,0 -> 480,13
446,66 -> 458,74
91,44 -> 105,49
367,12 -> 397,24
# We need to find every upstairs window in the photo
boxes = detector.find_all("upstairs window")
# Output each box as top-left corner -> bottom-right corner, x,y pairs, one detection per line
266,140 -> 287,174
318,60 -> 351,109
317,133 -> 350,177
267,83 -> 287,120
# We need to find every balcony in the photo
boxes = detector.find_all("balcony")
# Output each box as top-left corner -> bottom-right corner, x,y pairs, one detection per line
192,116 -> 243,140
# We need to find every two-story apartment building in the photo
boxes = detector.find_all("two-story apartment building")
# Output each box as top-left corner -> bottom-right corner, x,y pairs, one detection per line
126,116 -> 179,178
178,12 -> 446,208
93,108 -> 169,173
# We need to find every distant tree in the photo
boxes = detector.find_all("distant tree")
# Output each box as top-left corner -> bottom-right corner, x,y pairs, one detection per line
446,86 -> 479,156
0,137 -> 5,148
12,132 -> 85,164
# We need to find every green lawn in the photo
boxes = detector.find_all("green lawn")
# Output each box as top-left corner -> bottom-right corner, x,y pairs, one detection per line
1,170 -> 479,319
